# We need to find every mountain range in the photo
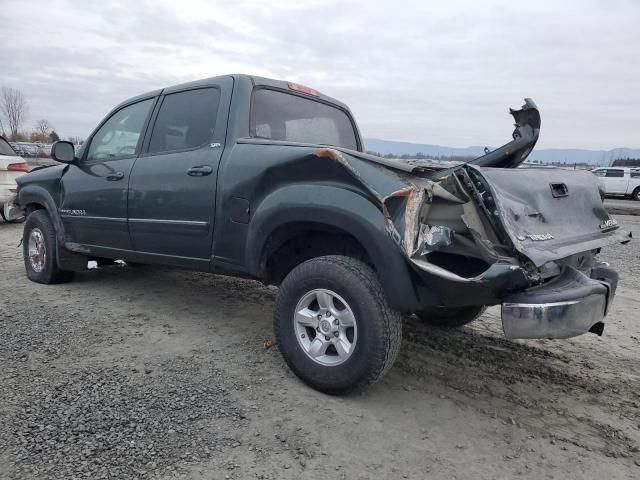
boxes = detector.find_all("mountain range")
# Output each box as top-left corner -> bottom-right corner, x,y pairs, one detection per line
364,138 -> 640,165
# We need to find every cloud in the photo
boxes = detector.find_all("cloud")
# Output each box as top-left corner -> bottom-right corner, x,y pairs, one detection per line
1,0 -> 638,149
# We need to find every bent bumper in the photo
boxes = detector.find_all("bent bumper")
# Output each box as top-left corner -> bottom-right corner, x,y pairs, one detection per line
501,266 -> 618,339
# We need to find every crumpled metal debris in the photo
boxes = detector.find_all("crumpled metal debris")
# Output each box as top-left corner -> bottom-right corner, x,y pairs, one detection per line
416,224 -> 454,256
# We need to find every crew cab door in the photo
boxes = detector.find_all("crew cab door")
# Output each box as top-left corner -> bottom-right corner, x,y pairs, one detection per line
601,168 -> 628,194
127,79 -> 231,269
59,97 -> 156,251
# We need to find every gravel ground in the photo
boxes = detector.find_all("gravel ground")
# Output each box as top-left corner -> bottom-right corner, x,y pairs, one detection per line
604,199 -> 640,216
0,216 -> 639,479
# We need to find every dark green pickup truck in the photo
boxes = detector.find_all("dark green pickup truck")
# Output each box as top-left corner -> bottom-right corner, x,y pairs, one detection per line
15,74 -> 627,393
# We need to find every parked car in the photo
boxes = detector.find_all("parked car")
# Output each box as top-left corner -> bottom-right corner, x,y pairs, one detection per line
0,136 -> 29,222
10,142 -> 41,158
591,167 -> 640,200
13,75 -> 628,393
37,144 -> 52,158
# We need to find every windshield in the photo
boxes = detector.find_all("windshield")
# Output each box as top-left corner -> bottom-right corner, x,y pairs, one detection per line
0,137 -> 17,156
251,89 -> 358,150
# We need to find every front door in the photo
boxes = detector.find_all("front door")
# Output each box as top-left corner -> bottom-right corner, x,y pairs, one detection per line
127,81 -> 230,269
59,97 -> 156,252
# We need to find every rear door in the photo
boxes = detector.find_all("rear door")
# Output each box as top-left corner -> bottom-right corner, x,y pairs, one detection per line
59,97 -> 156,251
602,168 -> 628,193
127,78 -> 232,269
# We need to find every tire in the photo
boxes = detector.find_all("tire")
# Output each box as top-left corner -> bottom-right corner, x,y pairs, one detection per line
633,187 -> 640,201
0,209 -> 25,223
23,210 -> 74,284
415,305 -> 486,328
274,255 -> 402,395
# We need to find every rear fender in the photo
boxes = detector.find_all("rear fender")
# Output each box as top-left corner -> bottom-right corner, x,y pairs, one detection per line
246,184 -> 422,312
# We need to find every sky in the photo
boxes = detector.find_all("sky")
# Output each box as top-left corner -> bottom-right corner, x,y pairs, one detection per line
1,0 -> 639,150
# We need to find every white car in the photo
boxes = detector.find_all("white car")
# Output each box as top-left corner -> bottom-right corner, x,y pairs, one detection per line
0,135 -> 29,222
591,167 -> 640,201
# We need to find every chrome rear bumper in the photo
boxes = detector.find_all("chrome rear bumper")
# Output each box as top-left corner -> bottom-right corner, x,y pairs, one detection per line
501,266 -> 618,339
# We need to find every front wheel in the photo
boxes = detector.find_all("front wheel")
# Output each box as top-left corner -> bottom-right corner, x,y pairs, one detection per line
632,187 -> 640,201
415,305 -> 486,328
23,210 -> 74,284
274,255 -> 402,395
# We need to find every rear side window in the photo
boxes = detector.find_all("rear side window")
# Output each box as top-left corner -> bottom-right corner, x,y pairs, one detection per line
251,89 -> 358,150
605,169 -> 624,177
0,137 -> 17,156
630,170 -> 640,178
148,88 -> 221,154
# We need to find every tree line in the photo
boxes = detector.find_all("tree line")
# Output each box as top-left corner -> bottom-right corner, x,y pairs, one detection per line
0,86 -> 83,144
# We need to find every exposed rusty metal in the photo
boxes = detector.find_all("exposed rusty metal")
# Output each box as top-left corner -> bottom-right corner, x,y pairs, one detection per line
314,147 -> 349,166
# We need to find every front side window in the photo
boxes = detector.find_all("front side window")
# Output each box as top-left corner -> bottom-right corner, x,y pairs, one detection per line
592,169 -> 605,177
605,169 -> 625,178
251,89 -> 358,150
148,88 -> 221,154
86,99 -> 154,162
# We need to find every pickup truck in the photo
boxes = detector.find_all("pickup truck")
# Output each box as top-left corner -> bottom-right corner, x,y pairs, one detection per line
14,75 -> 628,394
592,167 -> 640,200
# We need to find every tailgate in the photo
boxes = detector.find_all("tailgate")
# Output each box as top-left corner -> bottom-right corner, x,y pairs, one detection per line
474,166 -> 627,267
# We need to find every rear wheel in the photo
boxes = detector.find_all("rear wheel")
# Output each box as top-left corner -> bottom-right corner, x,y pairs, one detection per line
23,210 -> 74,284
632,187 -> 640,201
274,255 -> 402,394
415,305 -> 486,328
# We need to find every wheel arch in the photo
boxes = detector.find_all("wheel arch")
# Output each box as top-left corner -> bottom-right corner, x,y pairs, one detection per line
18,185 -> 87,271
246,185 -> 422,312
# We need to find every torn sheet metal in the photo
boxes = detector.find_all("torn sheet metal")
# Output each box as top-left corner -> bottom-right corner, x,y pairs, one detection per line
416,224 -> 454,255
313,98 -> 628,287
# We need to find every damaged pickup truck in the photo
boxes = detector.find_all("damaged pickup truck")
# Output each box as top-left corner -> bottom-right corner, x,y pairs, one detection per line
14,75 -> 629,394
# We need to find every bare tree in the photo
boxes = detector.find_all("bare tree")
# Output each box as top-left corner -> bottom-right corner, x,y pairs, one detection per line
67,136 -> 85,145
35,119 -> 52,137
1,87 -> 28,141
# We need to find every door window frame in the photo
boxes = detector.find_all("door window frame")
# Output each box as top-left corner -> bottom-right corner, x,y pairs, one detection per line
605,169 -> 625,178
139,85 -> 222,158
80,95 -> 159,164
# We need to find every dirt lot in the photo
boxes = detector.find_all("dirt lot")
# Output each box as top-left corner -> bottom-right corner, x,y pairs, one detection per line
0,216 -> 639,480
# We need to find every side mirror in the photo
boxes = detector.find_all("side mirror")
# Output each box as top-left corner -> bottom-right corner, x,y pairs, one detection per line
51,141 -> 76,163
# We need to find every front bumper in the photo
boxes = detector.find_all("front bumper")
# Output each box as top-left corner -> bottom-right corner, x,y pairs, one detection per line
501,265 -> 618,339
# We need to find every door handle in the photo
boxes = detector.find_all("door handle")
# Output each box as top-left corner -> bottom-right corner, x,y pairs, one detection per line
187,165 -> 213,176
106,171 -> 125,181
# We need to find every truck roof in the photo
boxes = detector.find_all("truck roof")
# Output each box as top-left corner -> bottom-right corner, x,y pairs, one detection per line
114,74 -> 350,112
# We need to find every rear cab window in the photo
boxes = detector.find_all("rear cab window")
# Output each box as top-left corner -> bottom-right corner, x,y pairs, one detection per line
250,88 -> 358,150
0,137 -> 18,156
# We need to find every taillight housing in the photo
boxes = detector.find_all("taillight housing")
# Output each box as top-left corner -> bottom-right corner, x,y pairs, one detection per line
7,162 -> 30,173
9,188 -> 17,193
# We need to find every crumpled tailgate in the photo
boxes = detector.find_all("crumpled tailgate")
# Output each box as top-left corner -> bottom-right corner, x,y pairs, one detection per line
476,166 -> 628,267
